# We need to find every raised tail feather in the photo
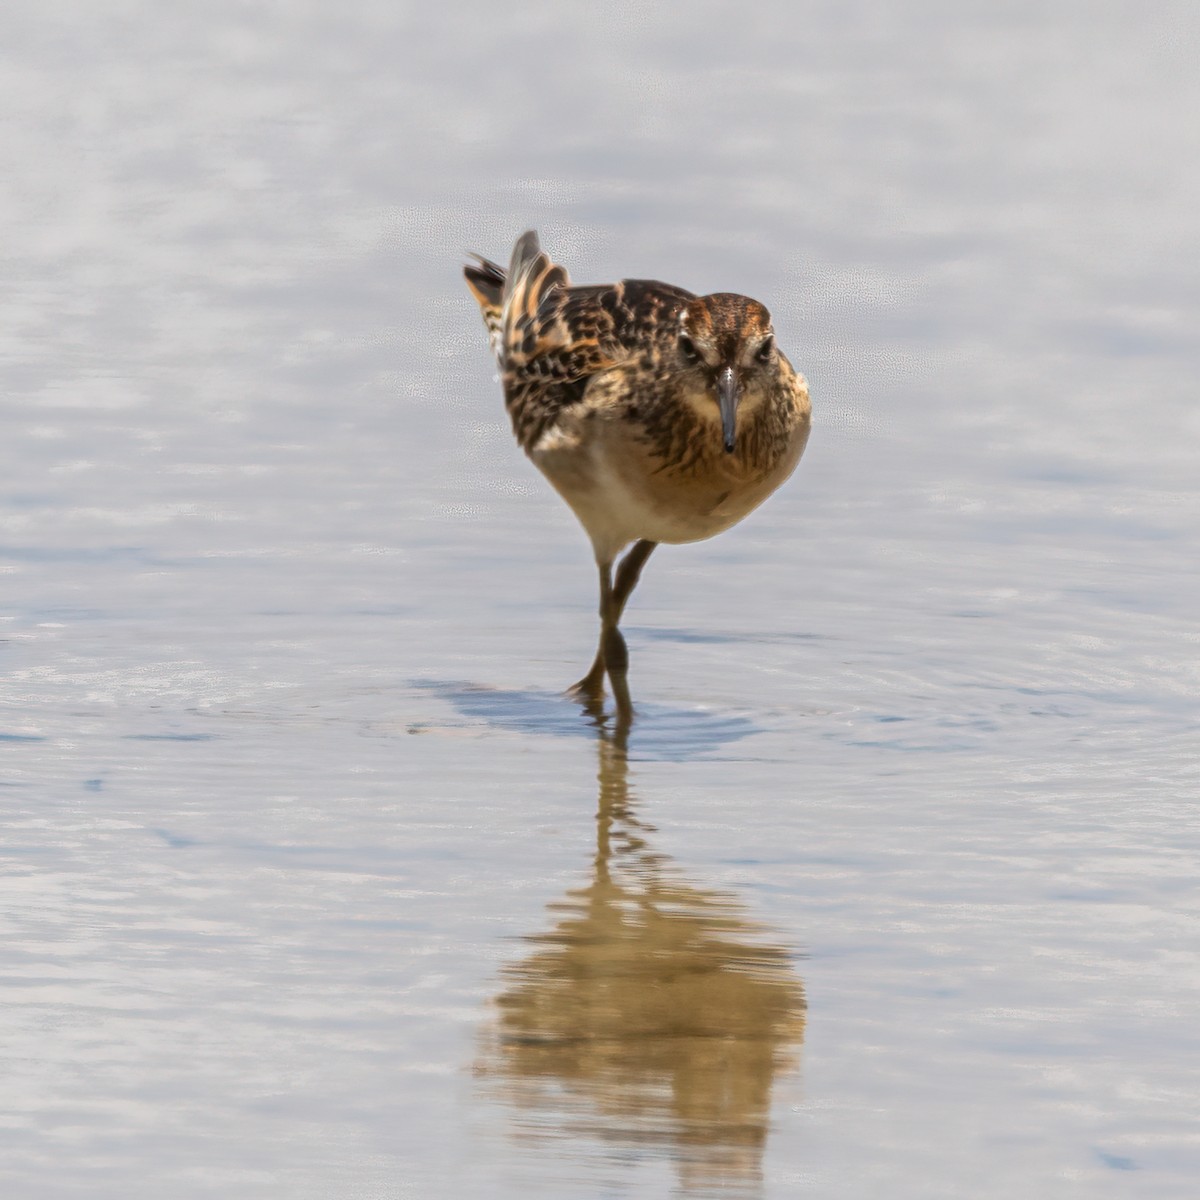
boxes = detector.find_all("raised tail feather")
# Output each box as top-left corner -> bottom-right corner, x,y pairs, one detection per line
464,231 -> 632,451
464,252 -> 506,361
463,253 -> 504,309
464,231 -> 572,366
503,231 -> 569,339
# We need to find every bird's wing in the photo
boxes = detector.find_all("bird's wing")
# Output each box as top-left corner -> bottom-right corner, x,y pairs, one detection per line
501,232 -> 694,380
499,232 -> 615,384
466,232 -> 694,449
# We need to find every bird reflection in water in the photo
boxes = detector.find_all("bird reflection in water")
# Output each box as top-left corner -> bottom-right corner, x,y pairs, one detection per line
477,715 -> 805,1195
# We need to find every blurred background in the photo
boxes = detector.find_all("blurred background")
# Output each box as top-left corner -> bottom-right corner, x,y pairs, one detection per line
2,3 -> 1198,1198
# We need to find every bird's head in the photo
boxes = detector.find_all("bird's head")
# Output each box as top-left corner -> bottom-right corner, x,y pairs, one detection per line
675,294 -> 777,453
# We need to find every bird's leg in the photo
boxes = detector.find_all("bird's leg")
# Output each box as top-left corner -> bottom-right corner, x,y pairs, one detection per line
569,541 -> 657,717
612,539 -> 657,613
604,540 -> 656,720
569,558 -> 615,703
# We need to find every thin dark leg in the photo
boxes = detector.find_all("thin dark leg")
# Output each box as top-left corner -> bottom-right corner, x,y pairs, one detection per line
569,541 -> 657,714
604,621 -> 632,721
612,539 -> 656,613
604,540 -> 655,721
569,559 -> 615,701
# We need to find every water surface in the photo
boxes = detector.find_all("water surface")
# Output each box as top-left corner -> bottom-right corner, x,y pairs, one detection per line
2,4 -> 1198,1198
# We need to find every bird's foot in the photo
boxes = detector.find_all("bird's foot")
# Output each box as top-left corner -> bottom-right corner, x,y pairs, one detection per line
567,661 -> 607,722
567,657 -> 606,698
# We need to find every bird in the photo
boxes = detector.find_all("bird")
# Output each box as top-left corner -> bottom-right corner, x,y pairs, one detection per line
464,231 -> 811,721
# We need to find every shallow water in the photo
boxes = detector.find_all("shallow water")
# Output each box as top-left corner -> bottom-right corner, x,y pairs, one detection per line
3,4 -> 1199,1198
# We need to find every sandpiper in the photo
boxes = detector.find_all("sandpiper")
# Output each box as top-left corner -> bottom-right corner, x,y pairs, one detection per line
465,231 -> 811,719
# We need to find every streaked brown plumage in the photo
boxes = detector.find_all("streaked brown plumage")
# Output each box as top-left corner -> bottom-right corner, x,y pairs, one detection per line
465,231 -> 811,720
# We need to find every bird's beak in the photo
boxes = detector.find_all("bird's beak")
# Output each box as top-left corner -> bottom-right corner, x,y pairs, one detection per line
716,366 -> 740,453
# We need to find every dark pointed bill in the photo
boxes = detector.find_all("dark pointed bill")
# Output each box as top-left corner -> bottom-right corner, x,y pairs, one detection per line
716,366 -> 739,453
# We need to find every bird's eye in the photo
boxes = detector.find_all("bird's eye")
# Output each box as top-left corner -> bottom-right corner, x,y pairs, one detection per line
756,336 -> 774,363
678,335 -> 700,363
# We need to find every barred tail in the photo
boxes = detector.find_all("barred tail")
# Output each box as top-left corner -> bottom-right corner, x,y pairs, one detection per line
502,231 -> 567,331
464,231 -> 570,367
